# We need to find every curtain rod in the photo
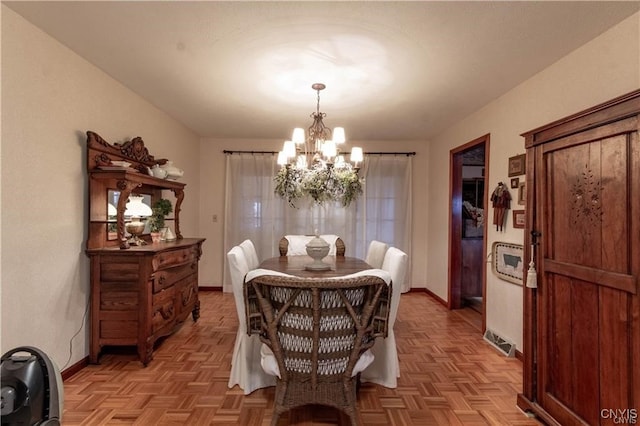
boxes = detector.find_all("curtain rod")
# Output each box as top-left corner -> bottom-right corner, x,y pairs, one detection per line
223,150 -> 416,156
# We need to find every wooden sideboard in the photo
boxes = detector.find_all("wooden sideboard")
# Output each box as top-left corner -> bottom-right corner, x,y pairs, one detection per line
85,131 -> 205,365
86,238 -> 204,366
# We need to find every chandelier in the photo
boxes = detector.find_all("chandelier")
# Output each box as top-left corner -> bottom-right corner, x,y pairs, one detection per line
275,83 -> 364,208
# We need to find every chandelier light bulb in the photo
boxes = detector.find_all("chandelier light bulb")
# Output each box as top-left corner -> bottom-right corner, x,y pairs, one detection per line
283,141 -> 296,158
322,140 -> 337,159
333,127 -> 345,144
292,128 -> 305,144
351,147 -> 363,165
277,151 -> 288,165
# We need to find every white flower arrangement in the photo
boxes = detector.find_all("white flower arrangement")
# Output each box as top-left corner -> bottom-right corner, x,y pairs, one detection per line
275,161 -> 363,208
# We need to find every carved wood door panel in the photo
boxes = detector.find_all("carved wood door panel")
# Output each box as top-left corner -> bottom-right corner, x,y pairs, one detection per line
534,115 -> 640,425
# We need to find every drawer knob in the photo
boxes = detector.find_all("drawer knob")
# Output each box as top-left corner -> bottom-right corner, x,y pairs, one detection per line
158,304 -> 174,320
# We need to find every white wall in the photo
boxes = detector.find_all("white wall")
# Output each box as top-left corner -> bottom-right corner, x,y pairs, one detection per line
426,12 -> 640,350
198,139 -> 429,288
0,6 -> 201,369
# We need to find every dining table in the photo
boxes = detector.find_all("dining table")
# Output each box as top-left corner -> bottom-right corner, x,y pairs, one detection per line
259,255 -> 372,278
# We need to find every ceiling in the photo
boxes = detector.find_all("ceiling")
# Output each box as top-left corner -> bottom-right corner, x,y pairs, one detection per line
5,1 -> 639,142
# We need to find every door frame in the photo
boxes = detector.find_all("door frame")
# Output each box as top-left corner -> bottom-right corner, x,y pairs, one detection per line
448,134 -> 490,332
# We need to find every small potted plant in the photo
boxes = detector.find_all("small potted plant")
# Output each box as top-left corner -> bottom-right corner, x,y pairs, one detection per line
148,198 -> 173,243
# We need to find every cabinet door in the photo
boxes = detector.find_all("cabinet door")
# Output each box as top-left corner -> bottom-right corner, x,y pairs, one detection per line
535,116 -> 640,425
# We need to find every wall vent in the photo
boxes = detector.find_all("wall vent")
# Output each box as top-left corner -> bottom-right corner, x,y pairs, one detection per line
483,329 -> 515,357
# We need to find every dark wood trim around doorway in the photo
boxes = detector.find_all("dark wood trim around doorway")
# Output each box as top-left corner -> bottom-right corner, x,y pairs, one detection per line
448,134 -> 490,333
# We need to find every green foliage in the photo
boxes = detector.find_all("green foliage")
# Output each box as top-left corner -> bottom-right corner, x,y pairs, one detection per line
148,198 -> 173,232
274,162 -> 363,208
333,166 -> 364,207
274,166 -> 305,207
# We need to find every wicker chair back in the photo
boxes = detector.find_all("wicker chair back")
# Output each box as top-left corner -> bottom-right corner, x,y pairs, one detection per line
244,273 -> 391,425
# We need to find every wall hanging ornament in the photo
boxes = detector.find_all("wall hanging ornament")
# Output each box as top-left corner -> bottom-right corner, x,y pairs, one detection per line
490,181 -> 511,231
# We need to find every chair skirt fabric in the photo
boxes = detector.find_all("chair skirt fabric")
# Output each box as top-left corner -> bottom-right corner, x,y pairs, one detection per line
227,246 -> 276,394
360,247 -> 408,388
228,330 -> 276,394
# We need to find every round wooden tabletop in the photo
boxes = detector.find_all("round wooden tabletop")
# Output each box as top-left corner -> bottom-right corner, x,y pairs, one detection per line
259,256 -> 372,278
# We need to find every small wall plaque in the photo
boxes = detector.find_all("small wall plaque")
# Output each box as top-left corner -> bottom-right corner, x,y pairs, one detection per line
508,154 -> 526,177
491,242 -> 524,285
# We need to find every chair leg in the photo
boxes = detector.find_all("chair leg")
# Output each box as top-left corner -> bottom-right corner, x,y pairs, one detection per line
345,407 -> 362,426
345,379 -> 362,426
270,413 -> 280,426
270,405 -> 286,426
348,414 -> 360,426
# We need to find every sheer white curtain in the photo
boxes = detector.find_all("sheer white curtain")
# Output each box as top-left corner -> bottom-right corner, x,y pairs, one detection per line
224,153 -> 277,291
223,152 -> 357,290
222,152 -> 413,291
355,154 -> 413,284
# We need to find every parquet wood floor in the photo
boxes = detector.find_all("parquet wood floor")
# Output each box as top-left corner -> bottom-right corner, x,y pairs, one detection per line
63,291 -> 541,425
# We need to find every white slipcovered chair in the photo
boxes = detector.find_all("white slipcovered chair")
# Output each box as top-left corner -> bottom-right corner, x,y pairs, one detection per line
365,240 -> 388,268
239,239 -> 260,270
360,246 -> 408,388
227,246 -> 276,394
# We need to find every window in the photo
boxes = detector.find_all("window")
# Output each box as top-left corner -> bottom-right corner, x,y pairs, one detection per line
223,152 -> 413,290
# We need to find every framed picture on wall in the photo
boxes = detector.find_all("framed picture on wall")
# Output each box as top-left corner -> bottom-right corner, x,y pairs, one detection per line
508,154 -> 526,177
513,209 -> 525,228
518,182 -> 526,205
510,177 -> 519,188
491,242 -> 524,285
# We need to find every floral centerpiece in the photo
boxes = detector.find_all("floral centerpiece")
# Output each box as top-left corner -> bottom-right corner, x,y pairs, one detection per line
275,161 -> 363,208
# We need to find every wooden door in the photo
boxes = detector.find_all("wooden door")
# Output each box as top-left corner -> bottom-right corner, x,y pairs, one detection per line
519,90 -> 640,426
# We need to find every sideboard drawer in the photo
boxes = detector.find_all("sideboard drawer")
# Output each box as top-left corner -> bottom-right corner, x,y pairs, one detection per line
153,247 -> 199,271
153,262 -> 197,293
